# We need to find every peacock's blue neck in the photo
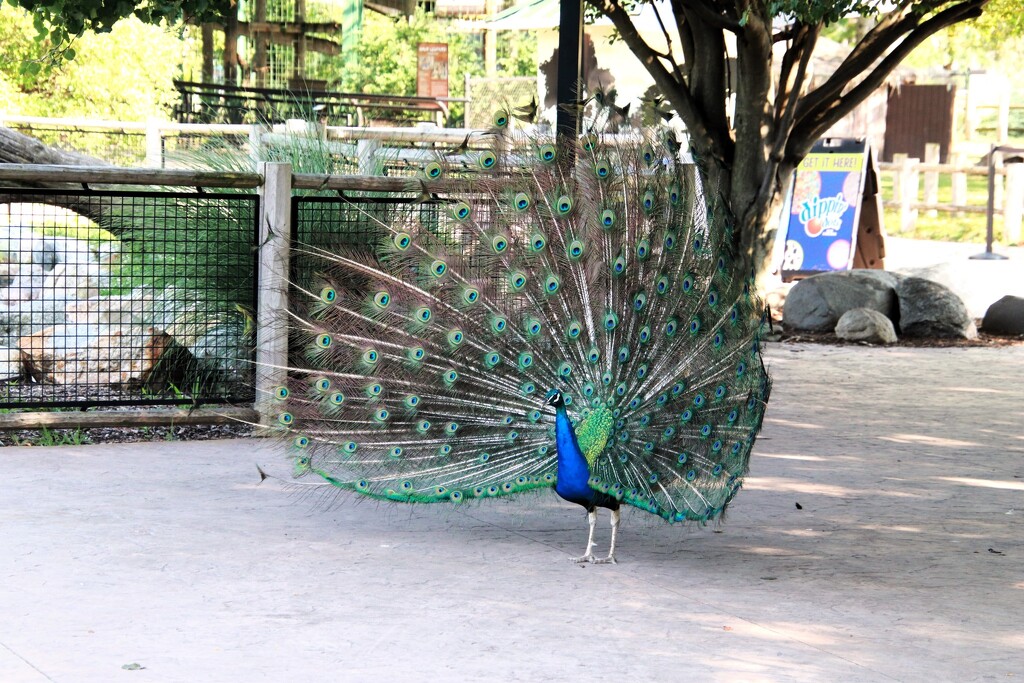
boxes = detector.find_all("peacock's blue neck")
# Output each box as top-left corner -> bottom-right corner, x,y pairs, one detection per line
553,404 -> 595,504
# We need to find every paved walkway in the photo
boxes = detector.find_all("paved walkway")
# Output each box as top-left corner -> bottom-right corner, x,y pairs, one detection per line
1,343 -> 1022,682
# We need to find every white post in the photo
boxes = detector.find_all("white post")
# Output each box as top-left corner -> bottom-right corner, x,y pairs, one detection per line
255,162 -> 292,427
951,151 -> 967,214
248,124 -> 266,168
357,138 -> 381,176
1003,163 -> 1024,245
892,153 -> 908,203
145,119 -> 163,168
896,155 -> 919,233
923,143 -> 940,217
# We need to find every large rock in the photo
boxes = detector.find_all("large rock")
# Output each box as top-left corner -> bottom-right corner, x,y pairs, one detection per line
835,308 -> 898,344
18,323 -> 193,388
896,276 -> 977,339
981,295 -> 1024,335
0,345 -> 22,380
783,270 -> 901,332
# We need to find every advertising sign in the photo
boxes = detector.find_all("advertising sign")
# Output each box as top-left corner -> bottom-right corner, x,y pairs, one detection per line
780,138 -> 870,279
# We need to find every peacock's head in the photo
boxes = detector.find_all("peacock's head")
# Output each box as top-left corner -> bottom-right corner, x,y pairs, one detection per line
543,388 -> 564,407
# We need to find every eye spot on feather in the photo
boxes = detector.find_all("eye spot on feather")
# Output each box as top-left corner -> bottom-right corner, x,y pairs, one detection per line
393,233 -> 412,250
319,286 -> 336,303
478,150 -> 497,169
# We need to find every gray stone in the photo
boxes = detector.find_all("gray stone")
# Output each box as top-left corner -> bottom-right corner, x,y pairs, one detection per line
896,276 -> 977,339
835,308 -> 898,344
19,323 -> 191,388
981,295 -> 1024,335
0,345 -> 22,380
782,270 -> 900,333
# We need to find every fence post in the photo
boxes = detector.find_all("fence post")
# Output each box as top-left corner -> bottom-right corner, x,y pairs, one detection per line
248,124 -> 266,166
145,119 -> 163,168
357,138 -> 381,175
923,143 -> 940,217
892,153 -> 907,202
994,150 -> 1005,209
897,155 -> 919,233
1004,163 -> 1024,245
255,162 -> 292,427
951,151 -> 967,215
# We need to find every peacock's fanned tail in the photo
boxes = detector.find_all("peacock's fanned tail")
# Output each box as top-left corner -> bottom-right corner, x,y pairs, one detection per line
270,126 -> 771,523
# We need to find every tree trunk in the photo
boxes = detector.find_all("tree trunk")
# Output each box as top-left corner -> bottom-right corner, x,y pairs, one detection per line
0,126 -> 113,225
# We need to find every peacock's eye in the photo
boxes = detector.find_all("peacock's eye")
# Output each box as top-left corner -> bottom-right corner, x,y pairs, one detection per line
424,161 -> 443,179
538,144 -> 556,162
478,151 -> 497,169
514,192 -> 531,211
556,195 -> 573,215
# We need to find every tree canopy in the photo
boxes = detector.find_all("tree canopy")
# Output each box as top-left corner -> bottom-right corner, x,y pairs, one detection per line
8,0 -> 229,49
5,0 -> 1007,274
587,0 -> 993,272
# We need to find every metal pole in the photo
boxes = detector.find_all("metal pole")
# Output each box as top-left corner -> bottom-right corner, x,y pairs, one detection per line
555,0 -> 584,148
971,143 -> 1009,260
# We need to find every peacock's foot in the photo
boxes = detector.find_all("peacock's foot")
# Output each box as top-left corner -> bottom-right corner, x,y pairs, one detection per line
593,555 -> 617,565
570,554 -> 596,564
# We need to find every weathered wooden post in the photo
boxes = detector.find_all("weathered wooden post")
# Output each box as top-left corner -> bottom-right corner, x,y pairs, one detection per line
357,138 -> 381,176
1003,162 -> 1024,245
894,154 -> 919,233
145,120 -> 163,168
255,162 -> 292,426
951,151 -> 967,215
922,143 -> 940,217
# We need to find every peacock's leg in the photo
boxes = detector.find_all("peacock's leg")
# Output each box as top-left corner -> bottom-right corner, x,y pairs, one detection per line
593,508 -> 620,565
570,509 -> 598,563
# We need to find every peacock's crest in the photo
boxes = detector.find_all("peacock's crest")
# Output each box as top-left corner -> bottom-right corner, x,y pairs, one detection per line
271,118 -> 771,528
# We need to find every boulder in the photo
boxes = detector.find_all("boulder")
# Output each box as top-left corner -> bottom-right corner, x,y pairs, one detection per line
896,276 -> 977,339
783,270 -> 901,333
835,308 -> 898,344
18,323 -> 193,388
0,345 -> 22,380
0,297 -> 66,349
981,295 -> 1024,335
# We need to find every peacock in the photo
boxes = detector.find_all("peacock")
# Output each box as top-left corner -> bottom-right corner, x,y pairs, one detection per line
267,115 -> 772,564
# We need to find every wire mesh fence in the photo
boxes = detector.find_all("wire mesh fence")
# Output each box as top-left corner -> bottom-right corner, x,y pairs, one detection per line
6,124 -> 149,167
0,189 -> 258,408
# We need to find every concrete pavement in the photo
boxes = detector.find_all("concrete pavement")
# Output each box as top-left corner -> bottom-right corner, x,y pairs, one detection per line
1,343 -> 1022,682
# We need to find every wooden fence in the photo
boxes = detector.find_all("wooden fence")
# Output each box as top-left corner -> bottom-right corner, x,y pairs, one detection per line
876,141 -> 1024,243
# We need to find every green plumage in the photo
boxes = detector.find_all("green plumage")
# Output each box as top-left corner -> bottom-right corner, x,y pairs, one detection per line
271,119 -> 771,526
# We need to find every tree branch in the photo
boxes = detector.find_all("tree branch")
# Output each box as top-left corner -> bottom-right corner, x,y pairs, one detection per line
792,0 -> 988,156
586,0 -> 722,159
680,0 -> 742,33
795,0 -> 955,120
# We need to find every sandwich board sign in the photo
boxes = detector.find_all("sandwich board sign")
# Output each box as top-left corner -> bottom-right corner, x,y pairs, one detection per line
778,137 -> 883,280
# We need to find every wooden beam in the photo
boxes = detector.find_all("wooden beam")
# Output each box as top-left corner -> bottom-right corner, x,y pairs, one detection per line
0,163 -> 263,189
0,406 -> 257,431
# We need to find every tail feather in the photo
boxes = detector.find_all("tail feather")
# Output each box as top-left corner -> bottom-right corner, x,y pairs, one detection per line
270,122 -> 771,520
